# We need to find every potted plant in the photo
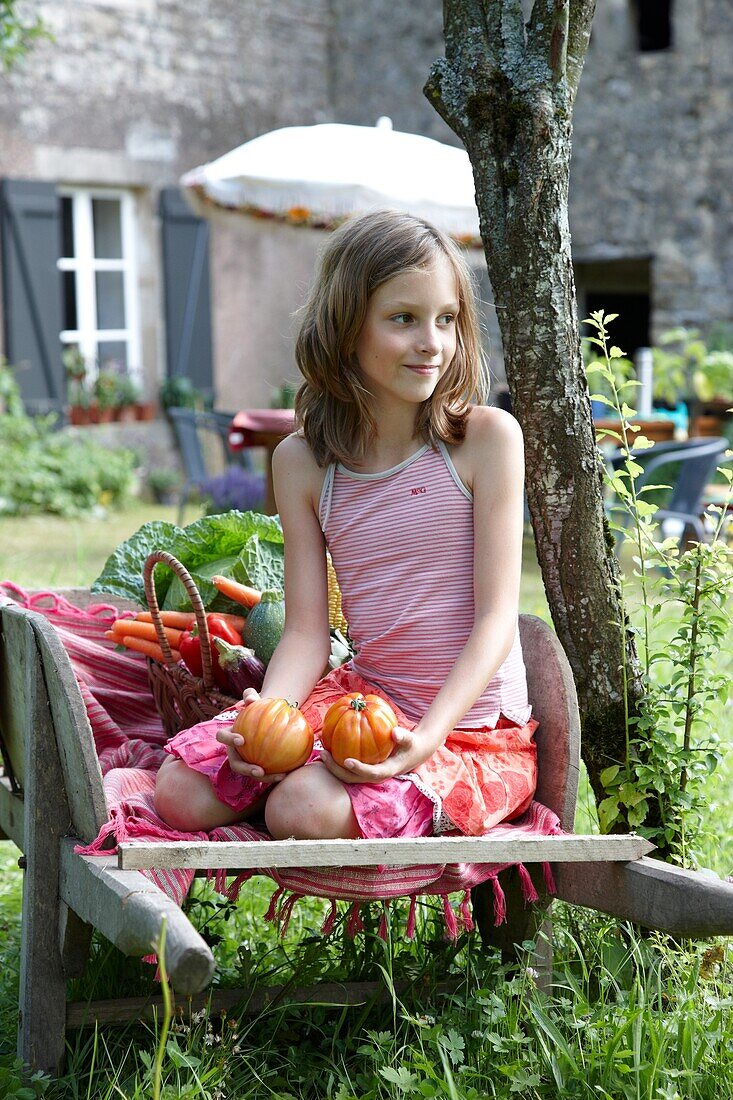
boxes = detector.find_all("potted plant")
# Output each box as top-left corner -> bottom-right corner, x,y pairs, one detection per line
159,375 -> 206,413
63,346 -> 92,424
114,374 -> 141,422
92,369 -> 119,423
653,328 -> 733,436
67,379 -> 92,425
147,467 -> 180,505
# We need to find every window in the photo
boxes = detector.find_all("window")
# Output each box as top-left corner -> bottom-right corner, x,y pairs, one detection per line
58,189 -> 141,379
631,0 -> 673,52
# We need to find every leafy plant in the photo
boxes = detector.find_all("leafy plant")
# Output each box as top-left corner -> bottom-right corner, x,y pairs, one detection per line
0,0 -> 50,71
159,375 -> 206,412
90,509 -> 284,611
0,358 -> 25,417
62,345 -> 88,383
115,374 -> 142,407
653,327 -> 733,406
585,310 -> 733,863
0,398 -> 137,517
93,369 -> 119,411
66,378 -> 91,409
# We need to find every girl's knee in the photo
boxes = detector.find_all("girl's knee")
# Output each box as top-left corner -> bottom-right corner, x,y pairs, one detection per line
154,757 -> 229,831
264,764 -> 358,840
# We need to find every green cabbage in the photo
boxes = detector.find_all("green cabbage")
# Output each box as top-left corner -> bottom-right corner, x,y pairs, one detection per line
91,511 -> 284,612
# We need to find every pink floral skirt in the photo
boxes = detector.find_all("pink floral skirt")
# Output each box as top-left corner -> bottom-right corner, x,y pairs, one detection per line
165,666 -> 538,839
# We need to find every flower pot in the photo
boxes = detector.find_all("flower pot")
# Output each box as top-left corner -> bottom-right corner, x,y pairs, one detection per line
68,405 -> 91,426
115,404 -> 137,423
90,404 -> 115,424
135,401 -> 157,421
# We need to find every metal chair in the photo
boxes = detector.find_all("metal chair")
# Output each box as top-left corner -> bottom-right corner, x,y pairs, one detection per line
167,407 -> 258,523
608,436 -> 729,546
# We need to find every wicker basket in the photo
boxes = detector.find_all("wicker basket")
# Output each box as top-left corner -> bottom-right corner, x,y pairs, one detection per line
144,551 -> 239,738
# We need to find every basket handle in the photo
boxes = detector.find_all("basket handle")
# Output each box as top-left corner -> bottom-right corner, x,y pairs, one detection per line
143,551 -> 217,689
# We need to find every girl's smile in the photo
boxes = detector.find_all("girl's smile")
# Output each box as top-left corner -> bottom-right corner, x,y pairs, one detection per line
354,255 -> 459,409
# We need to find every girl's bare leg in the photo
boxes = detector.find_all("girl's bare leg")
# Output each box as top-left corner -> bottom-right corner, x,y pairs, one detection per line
264,761 -> 360,840
154,757 -> 265,831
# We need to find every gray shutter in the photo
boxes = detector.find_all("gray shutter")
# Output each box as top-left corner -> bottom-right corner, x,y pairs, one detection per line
159,187 -> 213,399
0,179 -> 64,413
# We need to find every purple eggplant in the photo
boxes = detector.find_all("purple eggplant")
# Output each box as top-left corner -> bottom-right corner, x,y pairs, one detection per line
212,636 -> 266,694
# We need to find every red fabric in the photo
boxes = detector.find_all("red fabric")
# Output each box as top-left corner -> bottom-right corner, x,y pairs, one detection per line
167,665 -> 538,837
0,583 -> 562,936
228,409 -> 295,449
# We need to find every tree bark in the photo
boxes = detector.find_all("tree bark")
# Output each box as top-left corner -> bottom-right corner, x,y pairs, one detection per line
425,0 -> 646,810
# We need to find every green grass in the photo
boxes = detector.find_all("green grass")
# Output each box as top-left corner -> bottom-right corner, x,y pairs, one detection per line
1,503 -> 732,1098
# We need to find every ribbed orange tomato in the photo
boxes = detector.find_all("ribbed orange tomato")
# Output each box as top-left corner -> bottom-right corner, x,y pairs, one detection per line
232,698 -> 313,774
321,692 -> 397,766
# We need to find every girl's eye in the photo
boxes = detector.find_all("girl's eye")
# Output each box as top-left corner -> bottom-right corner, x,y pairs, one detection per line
438,313 -> 456,326
391,313 -> 413,324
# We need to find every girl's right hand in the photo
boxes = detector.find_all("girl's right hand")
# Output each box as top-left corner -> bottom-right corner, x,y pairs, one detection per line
216,689 -> 288,784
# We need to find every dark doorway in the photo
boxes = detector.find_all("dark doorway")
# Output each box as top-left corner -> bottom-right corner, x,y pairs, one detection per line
632,0 -> 673,52
584,293 -> 650,360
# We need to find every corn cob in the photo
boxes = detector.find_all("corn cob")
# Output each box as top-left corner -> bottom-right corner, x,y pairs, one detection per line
326,552 -> 348,633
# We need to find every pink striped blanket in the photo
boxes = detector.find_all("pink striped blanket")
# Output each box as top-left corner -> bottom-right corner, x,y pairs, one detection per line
1,583 -> 562,938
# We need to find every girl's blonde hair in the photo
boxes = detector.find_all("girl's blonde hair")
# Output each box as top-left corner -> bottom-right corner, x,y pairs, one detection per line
294,209 -> 486,467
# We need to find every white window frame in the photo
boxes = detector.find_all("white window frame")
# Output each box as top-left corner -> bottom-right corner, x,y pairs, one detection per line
58,187 -> 142,381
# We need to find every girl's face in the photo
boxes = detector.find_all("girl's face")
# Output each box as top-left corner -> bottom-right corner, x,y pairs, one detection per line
354,253 -> 459,412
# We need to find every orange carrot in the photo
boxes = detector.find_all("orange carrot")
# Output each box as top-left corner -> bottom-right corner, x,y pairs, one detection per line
110,619 -> 183,648
135,610 -> 196,630
211,575 -> 262,609
120,635 -> 181,664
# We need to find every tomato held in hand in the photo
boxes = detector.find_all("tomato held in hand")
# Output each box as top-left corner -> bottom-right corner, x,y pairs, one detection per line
232,698 -> 313,774
321,692 -> 397,766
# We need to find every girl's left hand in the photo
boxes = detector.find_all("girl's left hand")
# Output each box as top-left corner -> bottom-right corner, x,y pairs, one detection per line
319,725 -> 432,785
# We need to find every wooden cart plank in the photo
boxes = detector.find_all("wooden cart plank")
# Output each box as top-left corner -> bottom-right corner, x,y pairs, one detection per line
118,833 -> 655,871
555,857 -> 733,937
60,841 -> 215,995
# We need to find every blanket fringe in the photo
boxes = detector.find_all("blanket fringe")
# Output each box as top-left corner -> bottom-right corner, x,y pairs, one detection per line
441,895 -> 459,940
226,871 -> 255,902
459,889 -> 474,933
264,885 -> 285,923
406,895 -> 418,940
346,901 -> 365,937
321,898 -> 338,936
492,875 -> 507,925
377,903 -> 389,941
542,861 -> 557,895
517,862 -> 539,904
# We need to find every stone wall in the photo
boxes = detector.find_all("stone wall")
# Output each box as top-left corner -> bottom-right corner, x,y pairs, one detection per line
0,0 -> 333,405
1,0 -> 731,412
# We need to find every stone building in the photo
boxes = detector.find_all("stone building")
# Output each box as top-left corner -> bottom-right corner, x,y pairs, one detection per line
0,0 -> 730,416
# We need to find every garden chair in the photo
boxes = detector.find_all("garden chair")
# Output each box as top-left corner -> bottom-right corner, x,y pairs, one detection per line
607,435 -> 729,547
167,406 -> 260,523
1,590 -> 733,1076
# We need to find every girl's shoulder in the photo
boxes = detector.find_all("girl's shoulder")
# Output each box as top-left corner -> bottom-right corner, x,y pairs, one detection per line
272,431 -> 329,515
450,406 -> 523,492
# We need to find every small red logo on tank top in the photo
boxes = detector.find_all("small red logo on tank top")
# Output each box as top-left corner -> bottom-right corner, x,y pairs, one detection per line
410,486 -> 427,495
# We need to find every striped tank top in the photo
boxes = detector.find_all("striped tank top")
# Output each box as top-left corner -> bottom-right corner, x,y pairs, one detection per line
318,440 -> 531,729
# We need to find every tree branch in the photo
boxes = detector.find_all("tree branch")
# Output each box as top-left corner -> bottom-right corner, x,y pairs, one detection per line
526,0 -> 570,84
566,0 -> 597,97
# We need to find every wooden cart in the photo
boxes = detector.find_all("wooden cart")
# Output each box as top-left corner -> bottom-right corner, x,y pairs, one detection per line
1,592 -> 732,1075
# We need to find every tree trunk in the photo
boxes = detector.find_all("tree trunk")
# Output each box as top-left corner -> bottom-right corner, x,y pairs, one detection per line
425,0 -> 646,810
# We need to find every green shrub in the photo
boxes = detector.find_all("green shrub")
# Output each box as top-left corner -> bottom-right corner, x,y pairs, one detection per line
0,383 -> 137,517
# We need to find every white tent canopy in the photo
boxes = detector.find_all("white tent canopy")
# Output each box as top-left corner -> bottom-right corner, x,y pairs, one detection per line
181,118 -> 481,243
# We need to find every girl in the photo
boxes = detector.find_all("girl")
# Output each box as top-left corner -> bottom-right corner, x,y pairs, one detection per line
155,209 -> 537,841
